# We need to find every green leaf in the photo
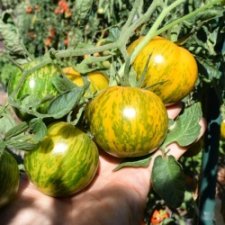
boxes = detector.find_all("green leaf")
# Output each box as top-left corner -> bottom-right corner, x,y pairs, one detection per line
0,141 -> 6,150
52,74 -> 76,93
29,118 -> 47,142
47,88 -> 84,119
4,122 -> 28,141
74,0 -> 94,20
6,135 -> 38,151
0,141 -> 6,159
152,155 -> 185,208
0,12 -> 31,64
113,155 -> 152,171
0,106 -> 17,135
162,102 -> 202,148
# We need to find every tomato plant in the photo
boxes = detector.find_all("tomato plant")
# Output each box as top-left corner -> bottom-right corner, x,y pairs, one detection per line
0,150 -> 20,208
24,122 -> 99,197
127,36 -> 198,104
86,86 -> 168,158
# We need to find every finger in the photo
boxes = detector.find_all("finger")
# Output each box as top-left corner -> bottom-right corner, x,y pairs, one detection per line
166,102 -> 183,119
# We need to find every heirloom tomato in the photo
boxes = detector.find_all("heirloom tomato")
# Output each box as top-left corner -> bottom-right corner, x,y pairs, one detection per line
24,122 -> 99,197
127,36 -> 198,104
86,86 -> 168,158
220,120 -> 225,140
0,150 -> 20,208
63,67 -> 109,96
7,59 -> 60,113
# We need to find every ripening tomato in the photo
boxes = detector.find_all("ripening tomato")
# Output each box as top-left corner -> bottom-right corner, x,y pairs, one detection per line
220,120 -> 225,140
0,151 -> 20,208
127,36 -> 198,104
24,122 -> 99,197
86,86 -> 168,158
150,209 -> 170,225
63,67 -> 109,96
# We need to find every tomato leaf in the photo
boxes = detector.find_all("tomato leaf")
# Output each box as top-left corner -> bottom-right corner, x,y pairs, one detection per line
74,0 -> 94,20
47,88 -> 84,119
6,135 -> 38,151
161,102 -> 202,148
29,118 -> 47,142
52,74 -> 76,93
0,141 -> 6,159
113,155 -> 152,171
0,106 -> 17,135
0,12 -> 31,65
152,155 -> 185,209
4,122 -> 28,140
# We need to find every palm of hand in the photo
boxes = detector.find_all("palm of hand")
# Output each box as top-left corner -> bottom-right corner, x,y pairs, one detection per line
1,152 -> 151,225
0,105 -> 205,225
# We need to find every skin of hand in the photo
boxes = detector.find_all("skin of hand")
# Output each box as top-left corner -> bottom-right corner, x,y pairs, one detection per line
0,103 -> 206,225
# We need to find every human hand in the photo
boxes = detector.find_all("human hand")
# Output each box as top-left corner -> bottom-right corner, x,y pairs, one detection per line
0,104 -> 206,225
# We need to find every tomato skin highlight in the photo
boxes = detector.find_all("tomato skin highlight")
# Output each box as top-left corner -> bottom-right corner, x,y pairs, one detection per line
24,122 -> 99,197
127,36 -> 198,104
0,151 -> 20,208
86,86 -> 168,158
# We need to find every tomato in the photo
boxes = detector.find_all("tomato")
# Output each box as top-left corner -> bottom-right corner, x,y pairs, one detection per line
24,122 -> 99,197
63,67 -> 109,96
86,86 -> 168,158
127,36 -> 198,104
7,59 -> 60,114
220,120 -> 225,140
150,209 -> 170,225
0,150 -> 20,208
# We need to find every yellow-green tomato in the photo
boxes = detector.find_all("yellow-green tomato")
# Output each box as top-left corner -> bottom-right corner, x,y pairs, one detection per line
127,36 -> 198,104
86,86 -> 168,158
24,122 -> 99,197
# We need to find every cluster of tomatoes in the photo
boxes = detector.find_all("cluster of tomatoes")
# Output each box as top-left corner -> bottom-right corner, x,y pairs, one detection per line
0,36 -> 198,225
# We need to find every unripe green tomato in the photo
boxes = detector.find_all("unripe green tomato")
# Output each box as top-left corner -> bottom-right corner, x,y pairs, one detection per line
7,59 -> 60,114
0,151 -> 20,208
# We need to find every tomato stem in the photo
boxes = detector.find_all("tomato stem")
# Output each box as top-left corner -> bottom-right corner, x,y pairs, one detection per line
129,0 -> 186,65
154,0 -> 222,39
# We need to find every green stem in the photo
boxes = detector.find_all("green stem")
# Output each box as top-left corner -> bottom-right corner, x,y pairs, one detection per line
129,0 -> 186,64
122,0 -> 142,28
155,0 -> 221,38
55,42 -> 118,58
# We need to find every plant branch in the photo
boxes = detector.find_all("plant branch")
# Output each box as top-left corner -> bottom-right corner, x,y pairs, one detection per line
154,0 -> 224,38
129,0 -> 186,64
55,42 -> 118,58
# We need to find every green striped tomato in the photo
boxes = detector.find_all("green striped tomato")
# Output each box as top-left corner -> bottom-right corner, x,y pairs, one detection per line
24,122 -> 99,197
0,151 -> 20,208
86,86 -> 168,158
7,59 -> 60,114
127,36 -> 198,104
